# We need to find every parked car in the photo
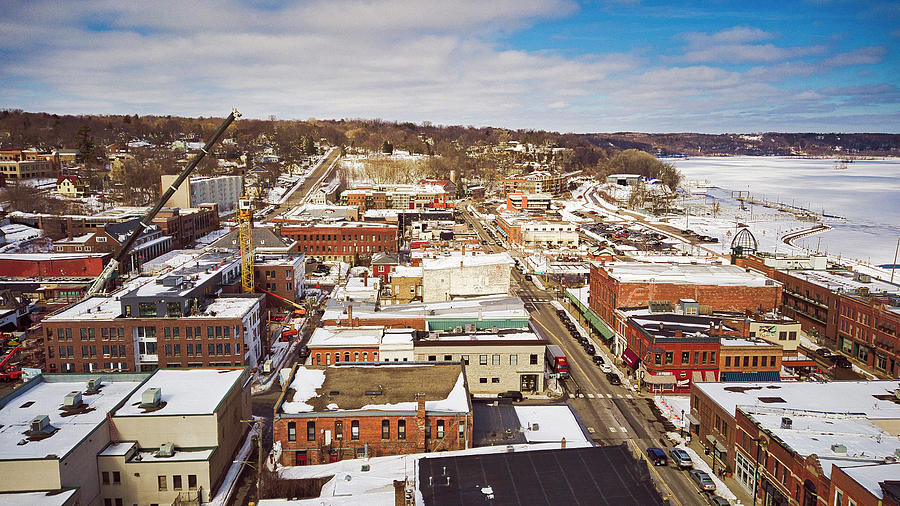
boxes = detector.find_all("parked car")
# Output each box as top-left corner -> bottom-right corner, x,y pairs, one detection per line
584,344 -> 596,355
592,355 -> 605,366
646,447 -> 667,466
690,470 -> 716,491
298,345 -> 310,361
498,391 -> 524,402
524,274 -> 532,281
815,347 -> 833,357
669,448 -> 693,468
606,372 -> 621,385
599,362 -> 612,373
833,356 -> 852,369
708,496 -> 730,506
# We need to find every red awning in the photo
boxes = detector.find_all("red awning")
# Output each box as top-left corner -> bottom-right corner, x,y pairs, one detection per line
621,348 -> 640,368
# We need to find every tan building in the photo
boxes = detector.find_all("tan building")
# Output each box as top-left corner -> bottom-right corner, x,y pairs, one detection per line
161,174 -> 243,213
0,368 -> 249,505
57,175 -> 89,198
414,329 -> 547,395
748,318 -> 803,352
387,266 -> 423,305
718,337 -> 783,381
0,158 -> 52,179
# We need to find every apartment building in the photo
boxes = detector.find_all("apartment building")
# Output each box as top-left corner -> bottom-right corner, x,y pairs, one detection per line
339,183 -> 452,212
496,214 -> 579,249
161,174 -> 242,212
0,148 -> 55,179
0,368 -> 249,505
40,251 -> 265,373
502,171 -> 568,195
53,218 -> 172,273
274,363 -> 473,466
253,253 -> 306,306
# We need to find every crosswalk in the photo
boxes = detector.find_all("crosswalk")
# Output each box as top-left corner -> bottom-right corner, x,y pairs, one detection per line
519,295 -> 550,303
580,393 -> 633,399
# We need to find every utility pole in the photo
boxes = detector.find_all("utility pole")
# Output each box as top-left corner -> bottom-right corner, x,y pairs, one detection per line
892,236 -> 899,283
239,418 -> 265,501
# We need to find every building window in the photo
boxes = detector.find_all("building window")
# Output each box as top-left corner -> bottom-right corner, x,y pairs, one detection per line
743,356 -> 750,367
444,355 -> 452,361
665,352 -> 673,365
436,420 -> 445,439
530,354 -> 538,365
461,355 -> 469,365
382,420 -> 390,439
492,354 -> 500,365
491,378 -> 499,383
752,356 -> 758,367
158,475 -> 167,491
139,303 -> 157,317
682,351 -> 690,364
479,377 -> 487,383
761,356 -> 768,367
398,420 -> 406,439
288,422 -> 296,441
307,421 -> 316,441
102,471 -> 110,484
173,475 -> 182,490
344,352 -> 350,362
701,352 -> 707,365
694,352 -> 699,365
188,475 -> 197,490
510,354 -> 518,366
654,353 -> 662,365
335,421 -> 343,439
351,421 -> 359,440
710,352 -> 716,364
725,356 -> 731,367
479,355 -> 487,365
113,471 -> 120,484
428,355 -> 437,361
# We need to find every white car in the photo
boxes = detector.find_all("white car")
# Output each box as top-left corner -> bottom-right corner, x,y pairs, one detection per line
600,362 -> 612,373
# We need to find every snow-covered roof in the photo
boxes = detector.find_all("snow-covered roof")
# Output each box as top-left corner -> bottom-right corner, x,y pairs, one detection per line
741,407 -> 900,479
598,262 -> 775,287
423,252 -> 514,271
0,489 -> 78,506
323,295 -> 528,322
791,269 -> 900,296
0,253 -> 108,261
514,405 -> 591,444
279,364 -> 469,415
390,265 -> 423,278
695,380 -> 900,420
839,462 -> 900,499
419,330 -> 542,343
201,295 -> 261,319
115,369 -> 244,417
720,338 -> 776,347
308,327 -> 385,348
0,375 -> 144,461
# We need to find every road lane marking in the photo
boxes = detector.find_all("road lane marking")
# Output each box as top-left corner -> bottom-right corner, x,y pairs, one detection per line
620,427 -> 628,432
627,439 -> 683,506
617,394 -> 624,398
587,393 -> 595,399
608,427 -> 617,432
606,393 -> 613,398
626,394 -> 633,399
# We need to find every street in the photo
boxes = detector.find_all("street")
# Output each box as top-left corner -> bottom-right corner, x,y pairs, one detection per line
464,202 -> 710,505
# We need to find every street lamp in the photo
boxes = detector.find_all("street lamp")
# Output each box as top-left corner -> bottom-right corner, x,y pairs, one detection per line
750,436 -> 768,506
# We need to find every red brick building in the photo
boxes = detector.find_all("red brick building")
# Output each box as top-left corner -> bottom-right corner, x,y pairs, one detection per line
371,252 -> 399,283
306,326 -> 384,365
589,262 -> 782,328
0,253 -> 108,278
274,363 -> 473,466
834,292 -> 900,379
280,222 -> 398,262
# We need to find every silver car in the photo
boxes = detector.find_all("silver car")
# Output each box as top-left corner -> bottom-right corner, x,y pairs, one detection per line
690,470 -> 716,491
669,448 -> 693,468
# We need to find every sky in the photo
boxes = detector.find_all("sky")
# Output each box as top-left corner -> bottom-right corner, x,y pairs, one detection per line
0,0 -> 898,133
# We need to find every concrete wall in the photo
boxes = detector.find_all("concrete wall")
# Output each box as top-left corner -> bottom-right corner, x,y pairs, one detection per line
0,460 -> 62,492
113,414 -> 219,448
422,263 -> 511,303
99,454 -> 212,504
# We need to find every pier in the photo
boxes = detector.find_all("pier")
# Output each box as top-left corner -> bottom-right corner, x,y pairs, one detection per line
730,191 -> 846,221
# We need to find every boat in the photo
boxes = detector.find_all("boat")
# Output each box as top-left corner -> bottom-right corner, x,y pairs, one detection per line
833,162 -> 848,171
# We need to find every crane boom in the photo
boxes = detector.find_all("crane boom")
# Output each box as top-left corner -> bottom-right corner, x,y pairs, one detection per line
86,108 -> 241,296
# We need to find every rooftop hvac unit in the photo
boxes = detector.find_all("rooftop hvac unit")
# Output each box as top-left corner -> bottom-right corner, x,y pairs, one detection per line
140,388 -> 162,408
30,415 -> 51,435
155,442 -> 175,458
453,326 -> 463,333
63,391 -> 82,409
831,444 -> 847,454
464,324 -> 475,332
86,377 -> 102,391
780,417 -> 792,429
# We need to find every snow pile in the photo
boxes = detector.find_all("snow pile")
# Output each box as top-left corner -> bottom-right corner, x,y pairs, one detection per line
653,395 -> 691,430
281,367 -> 327,413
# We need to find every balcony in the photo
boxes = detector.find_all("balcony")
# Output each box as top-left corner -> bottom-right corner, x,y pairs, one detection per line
783,288 -> 828,310
783,304 -> 826,325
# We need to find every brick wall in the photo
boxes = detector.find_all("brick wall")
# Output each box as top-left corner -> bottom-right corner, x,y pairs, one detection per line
320,316 -> 426,330
308,346 -> 381,365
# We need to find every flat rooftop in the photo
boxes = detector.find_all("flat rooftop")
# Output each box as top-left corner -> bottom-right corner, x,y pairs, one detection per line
0,489 -> 78,506
839,462 -> 900,500
418,445 -> 665,505
115,369 -> 244,417
423,252 -> 514,270
0,374 -> 145,461
695,380 -> 900,419
791,269 -> 900,296
598,261 -> 775,287
418,329 -> 543,343
323,295 -> 528,322
742,406 -> 900,478
279,363 -> 468,414
308,326 -> 385,347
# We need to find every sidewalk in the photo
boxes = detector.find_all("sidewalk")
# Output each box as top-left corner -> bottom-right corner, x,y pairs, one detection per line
682,434 -> 754,506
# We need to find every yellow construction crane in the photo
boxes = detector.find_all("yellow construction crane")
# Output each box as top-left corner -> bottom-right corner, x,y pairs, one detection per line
238,196 -> 254,293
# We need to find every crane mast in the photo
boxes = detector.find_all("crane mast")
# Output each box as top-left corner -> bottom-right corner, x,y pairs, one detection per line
238,196 -> 254,293
85,108 -> 241,297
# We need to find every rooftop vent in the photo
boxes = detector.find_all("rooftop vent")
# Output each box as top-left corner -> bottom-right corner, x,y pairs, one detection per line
63,391 -> 82,409
364,390 -> 383,396
780,417 -> 792,429
29,415 -> 52,436
155,442 -> 175,458
831,444 -> 847,454
855,273 -> 872,284
329,391 -> 340,396
140,388 -> 161,408
86,378 -> 102,392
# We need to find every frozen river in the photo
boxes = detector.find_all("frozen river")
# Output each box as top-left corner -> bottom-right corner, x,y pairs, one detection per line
671,156 -> 900,267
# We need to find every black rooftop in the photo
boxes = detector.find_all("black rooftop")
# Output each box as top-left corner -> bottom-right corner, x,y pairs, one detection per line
418,444 -> 666,506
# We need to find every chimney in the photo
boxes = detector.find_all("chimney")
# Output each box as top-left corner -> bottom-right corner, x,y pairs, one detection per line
394,480 -> 406,506
364,272 -> 368,287
674,330 -> 683,338
561,437 -> 567,449
347,304 -> 353,327
417,394 -> 426,418
460,259 -> 464,269
658,322 -> 664,331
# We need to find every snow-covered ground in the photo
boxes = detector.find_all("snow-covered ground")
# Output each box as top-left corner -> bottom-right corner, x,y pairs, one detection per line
0,223 -> 45,253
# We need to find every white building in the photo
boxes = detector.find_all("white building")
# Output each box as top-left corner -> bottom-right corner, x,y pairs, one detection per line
161,174 -> 242,212
421,252 -> 514,303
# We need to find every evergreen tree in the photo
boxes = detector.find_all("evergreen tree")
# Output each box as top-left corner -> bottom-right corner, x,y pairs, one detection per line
381,140 -> 393,154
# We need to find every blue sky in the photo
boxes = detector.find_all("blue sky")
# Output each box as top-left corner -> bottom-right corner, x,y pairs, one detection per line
0,0 -> 897,133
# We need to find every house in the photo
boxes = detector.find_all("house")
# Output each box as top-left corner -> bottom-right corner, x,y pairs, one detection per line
56,175 -> 89,198
274,363 -> 473,465
370,252 -> 400,283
